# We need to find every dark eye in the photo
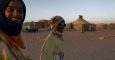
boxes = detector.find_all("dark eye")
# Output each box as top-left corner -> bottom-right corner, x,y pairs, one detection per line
6,7 -> 14,12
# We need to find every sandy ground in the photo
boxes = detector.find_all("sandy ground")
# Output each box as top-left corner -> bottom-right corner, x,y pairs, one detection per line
21,30 -> 115,60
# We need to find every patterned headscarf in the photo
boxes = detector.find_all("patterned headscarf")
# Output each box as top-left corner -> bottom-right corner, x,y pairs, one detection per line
0,0 -> 26,36
49,16 -> 66,34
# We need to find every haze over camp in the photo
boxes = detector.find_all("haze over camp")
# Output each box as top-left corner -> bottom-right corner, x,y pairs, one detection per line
24,0 -> 115,24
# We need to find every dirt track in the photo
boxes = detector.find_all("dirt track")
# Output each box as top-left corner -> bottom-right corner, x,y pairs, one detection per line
21,30 -> 115,60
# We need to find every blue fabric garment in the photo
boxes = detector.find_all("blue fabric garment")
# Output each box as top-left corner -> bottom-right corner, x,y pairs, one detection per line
0,0 -> 26,36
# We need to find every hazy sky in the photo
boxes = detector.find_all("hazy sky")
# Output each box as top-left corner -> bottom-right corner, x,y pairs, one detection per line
24,0 -> 115,23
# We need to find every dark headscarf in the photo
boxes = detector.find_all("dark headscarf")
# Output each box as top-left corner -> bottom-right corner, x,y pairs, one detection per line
0,0 -> 26,36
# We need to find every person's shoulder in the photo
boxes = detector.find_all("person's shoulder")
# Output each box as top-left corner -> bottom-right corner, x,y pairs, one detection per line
44,33 -> 55,43
0,31 -> 6,42
46,32 -> 52,37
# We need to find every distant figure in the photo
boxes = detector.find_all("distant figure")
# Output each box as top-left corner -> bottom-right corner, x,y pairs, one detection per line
40,16 -> 66,60
0,0 -> 31,60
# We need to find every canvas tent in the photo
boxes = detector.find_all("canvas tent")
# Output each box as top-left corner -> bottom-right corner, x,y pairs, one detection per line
72,15 -> 94,32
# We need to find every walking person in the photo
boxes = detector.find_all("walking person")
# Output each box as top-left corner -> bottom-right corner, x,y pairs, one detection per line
40,16 -> 66,60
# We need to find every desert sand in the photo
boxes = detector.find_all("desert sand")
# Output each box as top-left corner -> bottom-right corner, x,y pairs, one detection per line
21,30 -> 115,60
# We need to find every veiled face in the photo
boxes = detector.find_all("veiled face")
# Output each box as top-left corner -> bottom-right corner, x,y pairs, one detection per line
56,20 -> 66,33
5,0 -> 24,23
49,16 -> 66,33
